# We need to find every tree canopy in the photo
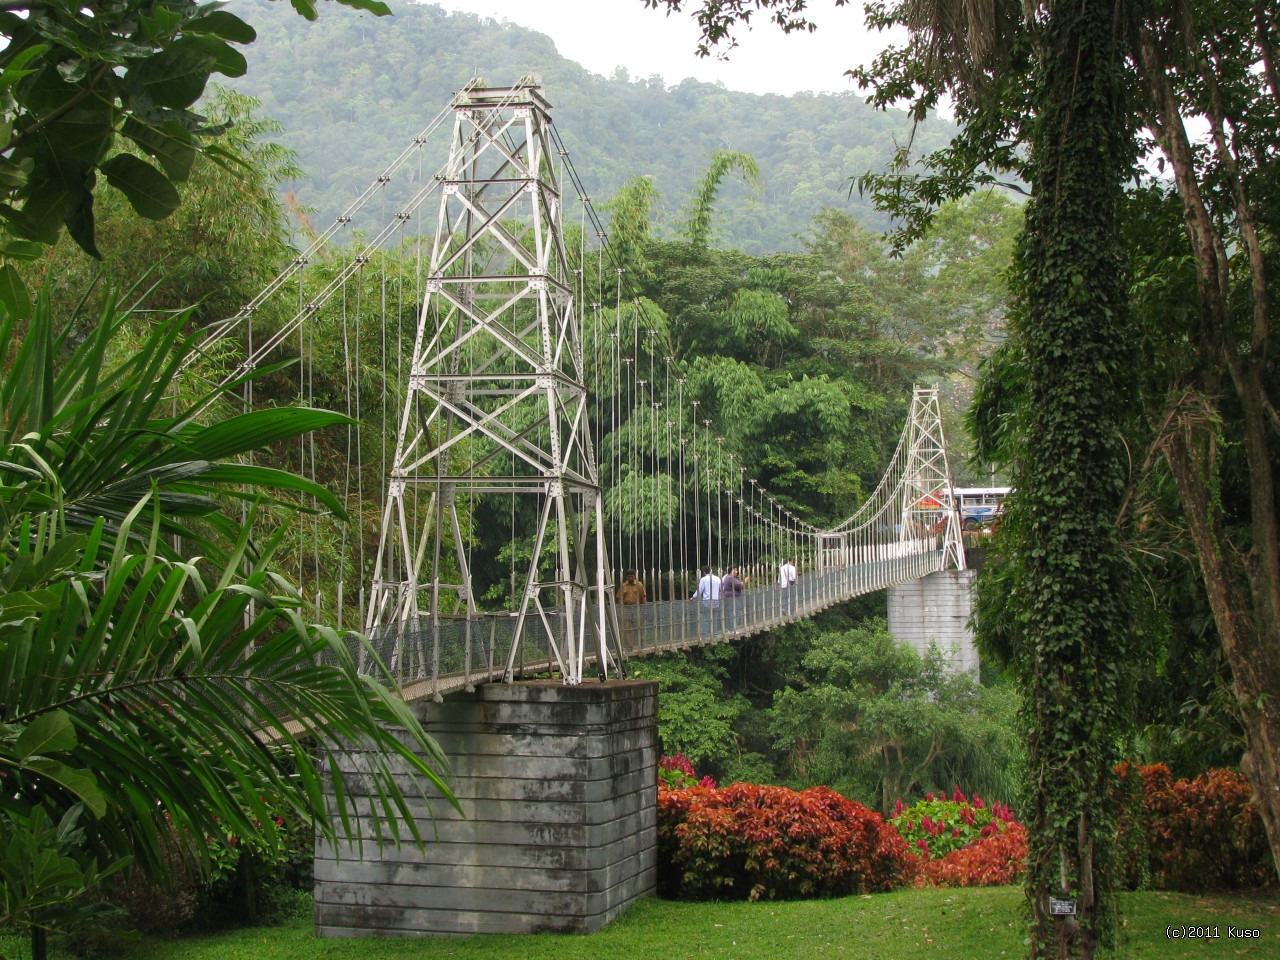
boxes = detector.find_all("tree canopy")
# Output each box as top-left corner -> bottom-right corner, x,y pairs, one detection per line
0,0 -> 391,319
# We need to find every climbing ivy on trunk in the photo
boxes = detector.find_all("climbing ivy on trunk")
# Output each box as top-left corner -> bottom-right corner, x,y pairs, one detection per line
1004,3 -> 1137,956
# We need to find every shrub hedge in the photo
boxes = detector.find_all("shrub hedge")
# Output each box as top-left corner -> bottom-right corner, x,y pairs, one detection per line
657,783 -> 909,900
655,764 -> 1274,902
1116,763 -> 1273,891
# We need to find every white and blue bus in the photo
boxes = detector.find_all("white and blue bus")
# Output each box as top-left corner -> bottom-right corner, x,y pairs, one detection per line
952,486 -> 1011,527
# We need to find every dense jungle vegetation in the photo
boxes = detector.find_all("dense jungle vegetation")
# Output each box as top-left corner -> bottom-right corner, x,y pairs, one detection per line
14,72 -> 1255,878
223,0 -> 957,254
2,0 -> 1277,957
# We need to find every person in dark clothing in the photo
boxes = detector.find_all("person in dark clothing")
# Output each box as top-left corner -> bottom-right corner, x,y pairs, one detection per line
720,564 -> 749,631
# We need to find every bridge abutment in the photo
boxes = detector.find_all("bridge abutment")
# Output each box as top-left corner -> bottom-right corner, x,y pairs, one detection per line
887,569 -> 979,673
315,680 -> 658,937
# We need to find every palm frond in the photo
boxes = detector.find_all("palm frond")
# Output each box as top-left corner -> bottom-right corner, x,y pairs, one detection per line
1,290 -> 454,878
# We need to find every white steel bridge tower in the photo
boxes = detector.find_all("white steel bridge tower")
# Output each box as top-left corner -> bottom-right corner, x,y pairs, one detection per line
366,81 -> 618,686
901,386 -> 967,572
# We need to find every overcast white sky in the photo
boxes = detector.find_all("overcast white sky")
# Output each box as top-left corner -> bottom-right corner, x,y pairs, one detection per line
427,0 -> 901,96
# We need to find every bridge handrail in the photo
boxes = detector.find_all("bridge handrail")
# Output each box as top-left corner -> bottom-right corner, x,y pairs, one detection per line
359,542 -> 948,700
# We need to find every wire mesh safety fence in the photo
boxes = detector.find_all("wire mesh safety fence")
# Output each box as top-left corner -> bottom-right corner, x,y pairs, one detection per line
357,538 -> 947,700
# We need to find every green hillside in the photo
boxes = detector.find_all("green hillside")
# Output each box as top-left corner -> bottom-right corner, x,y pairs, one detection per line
227,0 -> 953,252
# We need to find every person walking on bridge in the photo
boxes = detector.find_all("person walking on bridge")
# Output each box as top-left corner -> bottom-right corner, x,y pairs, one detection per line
617,569 -> 647,605
690,565 -> 722,639
721,565 -> 748,632
778,557 -> 797,615
616,569 -> 647,651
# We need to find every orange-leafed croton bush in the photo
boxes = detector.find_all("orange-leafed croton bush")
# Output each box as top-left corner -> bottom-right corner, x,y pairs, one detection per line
655,756 -> 1022,900
656,756 -> 1275,901
657,777 -> 909,900
1114,762 -> 1273,891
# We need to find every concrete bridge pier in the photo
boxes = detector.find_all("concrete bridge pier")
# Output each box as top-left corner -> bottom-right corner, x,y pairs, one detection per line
314,680 -> 658,937
888,569 -> 979,673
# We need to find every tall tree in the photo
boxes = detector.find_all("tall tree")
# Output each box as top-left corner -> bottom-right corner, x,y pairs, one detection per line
1123,2 -> 1280,875
863,4 -> 1137,955
1002,6 -> 1135,955
640,3 -> 1138,958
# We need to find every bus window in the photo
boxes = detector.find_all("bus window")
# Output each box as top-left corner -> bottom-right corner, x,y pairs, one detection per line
953,486 -> 1011,529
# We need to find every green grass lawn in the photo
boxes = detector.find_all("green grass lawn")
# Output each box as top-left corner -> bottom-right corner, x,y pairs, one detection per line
9,888 -> 1277,960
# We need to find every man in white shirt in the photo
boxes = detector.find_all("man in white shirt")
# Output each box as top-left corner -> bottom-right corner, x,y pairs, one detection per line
778,558 -> 797,614
690,565 -> 722,637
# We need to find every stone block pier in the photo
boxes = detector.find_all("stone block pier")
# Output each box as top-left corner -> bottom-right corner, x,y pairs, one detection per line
315,680 -> 658,936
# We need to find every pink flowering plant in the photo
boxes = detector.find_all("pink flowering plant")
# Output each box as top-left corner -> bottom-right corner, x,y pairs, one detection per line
889,786 -> 1017,860
658,753 -> 717,790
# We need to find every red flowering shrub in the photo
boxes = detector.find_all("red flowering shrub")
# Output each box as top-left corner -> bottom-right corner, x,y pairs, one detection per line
890,787 -> 1017,860
1116,763 -> 1272,891
889,787 -> 1027,888
658,753 -> 717,789
657,783 -> 910,900
915,821 -> 1029,888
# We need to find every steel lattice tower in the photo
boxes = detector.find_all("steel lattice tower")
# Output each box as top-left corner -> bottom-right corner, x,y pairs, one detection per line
366,81 -> 619,685
900,386 -> 967,570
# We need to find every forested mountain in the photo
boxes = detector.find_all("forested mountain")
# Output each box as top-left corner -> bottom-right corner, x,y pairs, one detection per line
227,0 -> 953,253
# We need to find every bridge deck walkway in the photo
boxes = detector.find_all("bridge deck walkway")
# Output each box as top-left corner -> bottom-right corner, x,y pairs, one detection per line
371,545 -> 948,703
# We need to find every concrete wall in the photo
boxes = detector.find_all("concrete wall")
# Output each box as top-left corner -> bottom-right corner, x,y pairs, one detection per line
315,680 -> 658,937
887,568 -> 978,673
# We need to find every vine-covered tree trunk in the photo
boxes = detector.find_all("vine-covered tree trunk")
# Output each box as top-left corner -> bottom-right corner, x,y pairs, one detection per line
1010,1 -> 1135,957
1235,379 -> 1280,882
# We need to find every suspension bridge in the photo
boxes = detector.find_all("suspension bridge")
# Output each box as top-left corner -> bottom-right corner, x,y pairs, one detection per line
199,78 -> 970,704
364,368 -> 968,704
201,79 -> 972,937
